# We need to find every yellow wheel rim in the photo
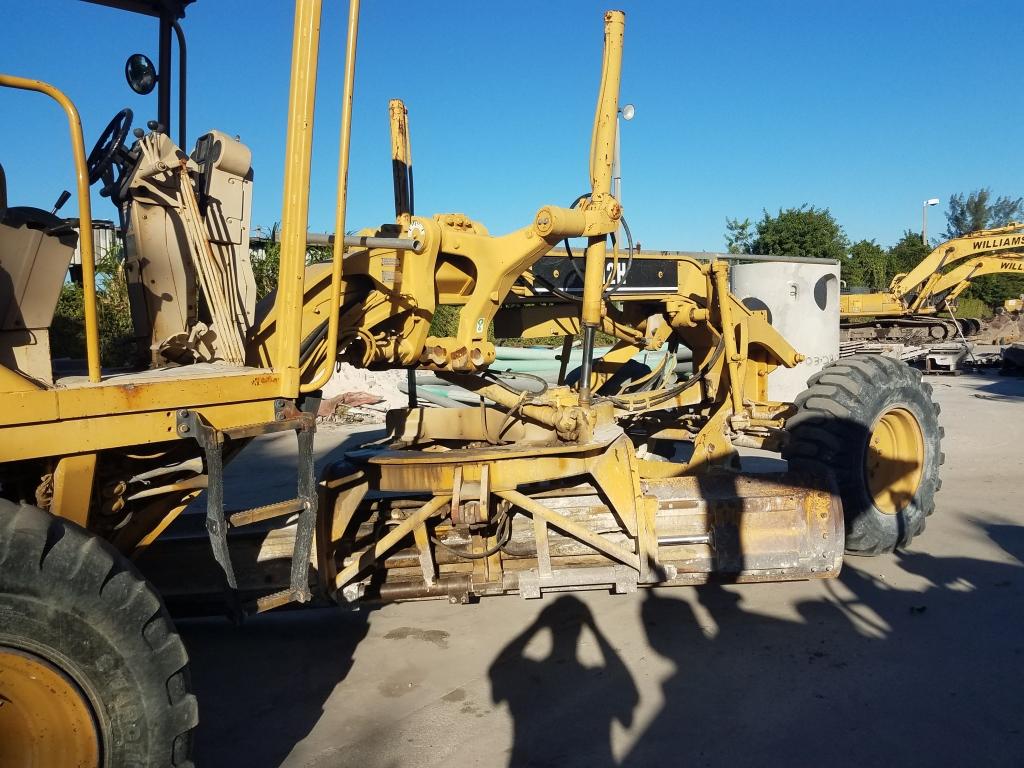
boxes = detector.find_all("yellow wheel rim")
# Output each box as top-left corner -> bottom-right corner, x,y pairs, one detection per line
866,406 -> 925,515
0,646 -> 101,768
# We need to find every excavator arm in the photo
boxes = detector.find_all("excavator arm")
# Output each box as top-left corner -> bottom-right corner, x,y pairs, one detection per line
917,252 -> 1024,310
895,222 -> 1024,307
840,222 -> 1024,320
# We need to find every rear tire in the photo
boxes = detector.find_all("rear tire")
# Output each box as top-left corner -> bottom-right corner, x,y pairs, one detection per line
0,499 -> 197,767
782,354 -> 943,555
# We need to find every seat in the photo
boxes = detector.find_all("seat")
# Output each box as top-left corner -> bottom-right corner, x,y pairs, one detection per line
0,163 -> 78,383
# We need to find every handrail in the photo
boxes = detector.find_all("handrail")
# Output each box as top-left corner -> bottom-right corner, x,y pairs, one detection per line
275,0 -> 323,396
0,74 -> 101,382
301,0 -> 360,394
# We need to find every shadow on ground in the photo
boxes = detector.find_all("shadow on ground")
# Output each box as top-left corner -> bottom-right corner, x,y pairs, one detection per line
180,522 -> 1023,767
488,521 -> 1024,767
973,374 -> 1024,400
178,606 -> 374,768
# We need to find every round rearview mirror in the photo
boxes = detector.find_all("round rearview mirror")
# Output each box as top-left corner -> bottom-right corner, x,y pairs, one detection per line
125,53 -> 157,95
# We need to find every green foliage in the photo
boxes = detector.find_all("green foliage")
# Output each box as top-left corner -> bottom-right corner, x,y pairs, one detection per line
428,305 -> 461,337
495,330 -> 618,349
943,188 -> 1024,239
845,239 -> 887,291
954,297 -> 991,320
962,274 -> 1024,309
250,240 -> 281,301
887,230 -> 931,277
724,217 -> 754,254
752,205 -> 849,260
51,281 -> 86,359
250,233 -> 332,302
51,244 -> 136,366
989,195 -> 1024,228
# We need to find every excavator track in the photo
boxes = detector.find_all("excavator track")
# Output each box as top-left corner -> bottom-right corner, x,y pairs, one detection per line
840,315 -> 982,343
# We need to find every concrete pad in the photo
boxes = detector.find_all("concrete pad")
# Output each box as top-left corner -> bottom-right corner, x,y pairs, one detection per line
178,372 -> 1024,767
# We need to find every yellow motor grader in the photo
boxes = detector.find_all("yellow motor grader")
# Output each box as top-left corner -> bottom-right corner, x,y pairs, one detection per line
0,1 -> 942,764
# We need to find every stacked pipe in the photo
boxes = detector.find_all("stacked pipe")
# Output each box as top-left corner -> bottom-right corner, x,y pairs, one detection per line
399,345 -> 693,406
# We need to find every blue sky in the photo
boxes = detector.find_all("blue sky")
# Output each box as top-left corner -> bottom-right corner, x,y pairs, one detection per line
3,0 -> 1022,251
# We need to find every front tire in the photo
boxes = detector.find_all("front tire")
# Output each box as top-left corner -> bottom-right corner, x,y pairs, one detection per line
0,500 -> 197,767
782,354 -> 943,555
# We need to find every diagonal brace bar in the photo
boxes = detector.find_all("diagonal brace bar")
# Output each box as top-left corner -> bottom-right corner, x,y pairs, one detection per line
333,494 -> 450,590
496,489 -> 641,572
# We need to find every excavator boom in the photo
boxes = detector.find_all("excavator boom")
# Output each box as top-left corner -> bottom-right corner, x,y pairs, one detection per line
921,252 -> 1024,309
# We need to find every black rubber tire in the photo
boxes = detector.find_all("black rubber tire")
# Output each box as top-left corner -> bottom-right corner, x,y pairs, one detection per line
0,499 -> 197,766
782,354 -> 944,555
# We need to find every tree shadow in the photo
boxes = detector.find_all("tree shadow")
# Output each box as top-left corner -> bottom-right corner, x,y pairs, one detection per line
482,520 -> 1023,768
489,594 -> 638,768
621,527 -> 1024,767
971,374 -> 1024,400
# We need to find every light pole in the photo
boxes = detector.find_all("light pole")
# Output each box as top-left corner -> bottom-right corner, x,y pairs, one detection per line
922,198 -> 940,245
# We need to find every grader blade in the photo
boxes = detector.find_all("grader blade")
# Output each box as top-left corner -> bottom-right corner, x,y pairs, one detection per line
315,432 -> 843,604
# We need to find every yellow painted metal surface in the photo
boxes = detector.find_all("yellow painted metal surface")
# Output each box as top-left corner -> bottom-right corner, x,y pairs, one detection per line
839,291 -> 908,318
0,647 -> 100,768
927,252 -> 1024,306
0,398 -> 278,463
867,407 -> 925,515
51,454 -> 98,527
2,2 -> 868,615
274,0 -> 323,396
302,0 -> 361,394
1,368 -> 280,426
895,222 -> 1024,301
581,10 -> 624,329
389,99 -> 413,228
0,364 -> 39,393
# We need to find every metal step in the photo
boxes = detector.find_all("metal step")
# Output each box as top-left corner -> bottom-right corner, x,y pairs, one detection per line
252,588 -> 303,614
229,498 -> 306,527
175,407 -> 318,618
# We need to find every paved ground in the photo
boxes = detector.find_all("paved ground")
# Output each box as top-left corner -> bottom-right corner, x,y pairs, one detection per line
177,372 -> 1024,767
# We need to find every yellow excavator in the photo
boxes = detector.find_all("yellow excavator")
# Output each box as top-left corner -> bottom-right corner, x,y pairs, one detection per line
1,1 -> 944,764
840,223 -> 1024,340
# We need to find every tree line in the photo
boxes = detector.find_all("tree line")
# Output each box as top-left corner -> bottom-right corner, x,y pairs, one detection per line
724,188 -> 1024,310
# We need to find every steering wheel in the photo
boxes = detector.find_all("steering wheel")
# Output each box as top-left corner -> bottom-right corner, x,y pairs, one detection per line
87,108 -> 133,186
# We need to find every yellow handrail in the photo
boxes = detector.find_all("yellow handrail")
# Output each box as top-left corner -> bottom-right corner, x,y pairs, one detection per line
275,0 -> 323,396
0,74 -> 101,382
302,0 -> 360,394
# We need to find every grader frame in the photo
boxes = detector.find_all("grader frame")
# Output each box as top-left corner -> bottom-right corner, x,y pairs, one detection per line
0,0 -> 842,609
0,2 -> 944,763
0,0 -> 851,610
